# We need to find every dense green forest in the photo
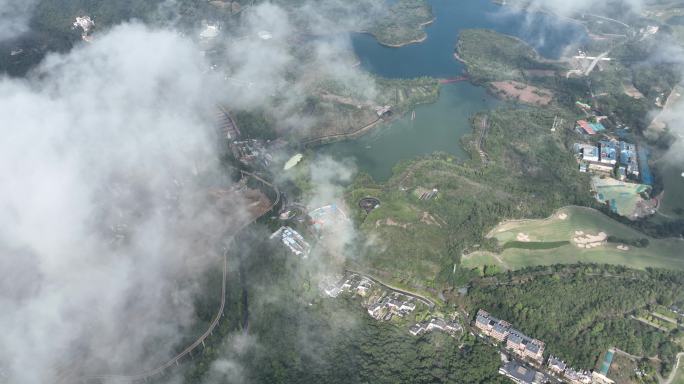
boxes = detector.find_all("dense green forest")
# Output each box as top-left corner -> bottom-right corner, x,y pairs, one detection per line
466,264 -> 684,373
178,226 -> 507,384
456,29 -> 558,82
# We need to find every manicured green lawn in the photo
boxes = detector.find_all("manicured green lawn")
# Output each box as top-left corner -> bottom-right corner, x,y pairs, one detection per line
463,206 -> 684,271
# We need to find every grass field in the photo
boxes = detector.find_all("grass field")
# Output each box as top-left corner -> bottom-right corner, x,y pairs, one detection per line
675,365 -> 684,384
462,206 -> 684,271
592,176 -> 651,218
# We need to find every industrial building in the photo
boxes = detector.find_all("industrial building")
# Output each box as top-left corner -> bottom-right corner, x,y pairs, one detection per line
598,141 -> 617,165
499,361 -> 546,384
575,140 -> 646,183
270,226 -> 311,258
409,317 -> 461,337
574,143 -> 599,162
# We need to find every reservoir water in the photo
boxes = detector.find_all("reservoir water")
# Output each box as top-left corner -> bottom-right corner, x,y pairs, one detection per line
320,0 -> 588,181
324,82 -> 498,181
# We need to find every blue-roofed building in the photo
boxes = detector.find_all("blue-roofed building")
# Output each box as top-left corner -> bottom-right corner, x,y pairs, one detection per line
591,121 -> 606,132
619,141 -> 640,179
599,141 -> 618,165
638,146 -> 654,185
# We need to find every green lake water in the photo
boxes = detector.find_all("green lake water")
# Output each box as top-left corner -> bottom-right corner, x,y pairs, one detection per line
323,82 -> 497,181
318,0 -> 588,181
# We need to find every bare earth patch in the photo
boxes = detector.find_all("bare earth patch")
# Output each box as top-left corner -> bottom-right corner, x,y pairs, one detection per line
623,82 -> 645,99
489,81 -> 553,105
376,218 -> 410,229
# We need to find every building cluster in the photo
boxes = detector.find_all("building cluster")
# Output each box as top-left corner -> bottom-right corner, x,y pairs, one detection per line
408,316 -> 462,337
576,119 -> 606,136
476,310 -> 616,384
230,139 -> 272,168
547,356 -> 596,384
270,226 -> 311,258
366,293 -> 417,321
321,273 -> 461,338
322,274 -> 374,299
574,139 -> 646,183
475,310 -> 545,364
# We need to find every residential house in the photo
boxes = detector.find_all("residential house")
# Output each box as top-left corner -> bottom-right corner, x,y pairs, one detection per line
426,318 -> 447,332
367,303 -> 384,320
399,302 -> 416,312
356,280 -> 372,296
475,310 -> 511,341
409,323 -> 426,336
547,356 -> 567,375
444,321 -> 462,333
564,368 -> 592,384
506,329 -> 545,362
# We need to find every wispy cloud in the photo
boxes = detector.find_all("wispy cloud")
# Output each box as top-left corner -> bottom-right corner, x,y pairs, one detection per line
0,0 -> 39,41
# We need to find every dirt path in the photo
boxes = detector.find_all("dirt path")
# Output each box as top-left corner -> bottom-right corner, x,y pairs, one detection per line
663,352 -> 684,384
302,117 -> 382,146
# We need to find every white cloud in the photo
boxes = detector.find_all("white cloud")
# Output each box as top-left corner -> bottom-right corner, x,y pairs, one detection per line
0,23 -> 245,382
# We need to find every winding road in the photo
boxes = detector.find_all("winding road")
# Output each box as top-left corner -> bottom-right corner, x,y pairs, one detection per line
663,352 -> 684,384
345,269 -> 436,310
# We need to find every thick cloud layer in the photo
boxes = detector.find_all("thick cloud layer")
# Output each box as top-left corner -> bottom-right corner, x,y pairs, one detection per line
0,0 -> 38,41
0,24 -> 243,382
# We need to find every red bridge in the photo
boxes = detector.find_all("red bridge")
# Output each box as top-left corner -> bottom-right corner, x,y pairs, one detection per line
438,76 -> 468,84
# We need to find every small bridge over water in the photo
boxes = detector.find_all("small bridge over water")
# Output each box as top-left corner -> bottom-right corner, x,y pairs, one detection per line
438,76 -> 468,84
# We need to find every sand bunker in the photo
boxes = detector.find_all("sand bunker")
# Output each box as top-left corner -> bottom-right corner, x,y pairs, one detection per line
617,244 -> 630,251
573,231 -> 607,248
517,233 -> 531,242
558,213 -> 568,220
